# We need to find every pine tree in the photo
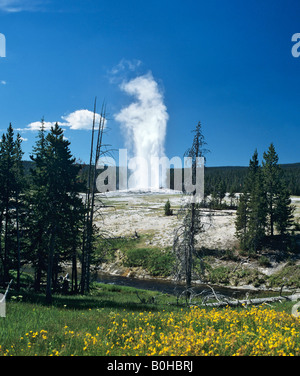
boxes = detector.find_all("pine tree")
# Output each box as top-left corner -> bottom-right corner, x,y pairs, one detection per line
246,150 -> 266,252
0,124 -> 25,285
29,122 -> 85,302
184,121 -> 209,187
28,121 -> 50,291
47,123 -> 84,302
216,180 -> 226,206
274,180 -> 294,236
13,133 -> 25,290
262,143 -> 281,237
235,150 -> 267,253
247,168 -> 266,252
0,125 -> 15,283
262,143 -> 294,237
236,145 -> 294,253
164,199 -> 173,216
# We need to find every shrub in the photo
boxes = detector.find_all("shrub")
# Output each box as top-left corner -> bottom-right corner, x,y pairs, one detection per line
207,266 -> 231,284
258,255 -> 271,267
268,263 -> 300,288
124,248 -> 175,277
164,200 -> 173,216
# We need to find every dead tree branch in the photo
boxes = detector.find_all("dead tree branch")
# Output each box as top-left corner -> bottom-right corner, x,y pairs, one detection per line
0,279 -> 13,303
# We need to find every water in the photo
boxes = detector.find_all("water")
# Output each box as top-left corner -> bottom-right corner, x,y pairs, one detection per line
93,271 -> 254,299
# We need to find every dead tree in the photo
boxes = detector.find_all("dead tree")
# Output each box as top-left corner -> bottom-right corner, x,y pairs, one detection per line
202,291 -> 300,308
0,279 -> 13,303
181,284 -> 300,309
173,199 -> 212,300
80,100 -> 106,294
173,121 -> 210,298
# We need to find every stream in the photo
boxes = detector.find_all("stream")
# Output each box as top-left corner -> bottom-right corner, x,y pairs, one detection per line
92,271 -> 260,299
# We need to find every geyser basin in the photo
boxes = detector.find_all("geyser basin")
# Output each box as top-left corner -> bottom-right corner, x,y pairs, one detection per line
103,187 -> 183,198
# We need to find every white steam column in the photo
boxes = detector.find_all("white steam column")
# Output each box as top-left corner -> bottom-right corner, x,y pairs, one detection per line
115,72 -> 168,190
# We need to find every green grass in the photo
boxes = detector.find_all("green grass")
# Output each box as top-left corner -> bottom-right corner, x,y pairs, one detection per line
0,284 -> 181,356
96,235 -> 174,278
124,247 -> 174,277
1,283 -> 299,356
95,236 -> 142,263
269,262 -> 300,288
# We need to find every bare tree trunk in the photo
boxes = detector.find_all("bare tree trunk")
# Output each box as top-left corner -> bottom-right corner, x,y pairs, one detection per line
16,194 -> 21,291
34,241 -> 43,292
81,98 -> 97,294
173,121 -> 211,303
0,215 -> 3,285
46,227 -> 56,304
0,279 -> 13,303
71,251 -> 78,293
81,100 -> 106,294
270,198 -> 274,237
4,200 -> 10,283
186,202 -> 195,293
86,103 -> 106,292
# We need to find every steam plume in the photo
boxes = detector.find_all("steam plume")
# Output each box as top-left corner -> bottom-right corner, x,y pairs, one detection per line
115,72 -> 168,189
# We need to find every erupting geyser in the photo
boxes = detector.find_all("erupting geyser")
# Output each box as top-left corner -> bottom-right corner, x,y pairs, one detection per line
115,72 -> 168,190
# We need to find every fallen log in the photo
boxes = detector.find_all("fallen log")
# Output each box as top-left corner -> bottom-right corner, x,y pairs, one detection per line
202,293 -> 300,308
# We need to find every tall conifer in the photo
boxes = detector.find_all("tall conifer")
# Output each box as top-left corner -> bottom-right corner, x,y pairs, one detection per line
236,150 -> 266,252
30,122 -> 84,302
0,125 -> 25,284
262,143 -> 280,237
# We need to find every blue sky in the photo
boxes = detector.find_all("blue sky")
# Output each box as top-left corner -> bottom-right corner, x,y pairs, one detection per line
0,0 -> 299,167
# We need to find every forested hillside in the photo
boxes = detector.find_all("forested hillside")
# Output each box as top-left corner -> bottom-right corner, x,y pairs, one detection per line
169,163 -> 300,196
204,163 -> 300,196
22,161 -> 300,195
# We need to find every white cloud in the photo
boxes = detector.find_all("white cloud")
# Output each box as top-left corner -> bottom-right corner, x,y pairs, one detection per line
61,109 -> 102,130
1,80 -> 6,85
110,59 -> 142,76
22,109 -> 104,132
0,0 -> 46,12
23,121 -> 57,132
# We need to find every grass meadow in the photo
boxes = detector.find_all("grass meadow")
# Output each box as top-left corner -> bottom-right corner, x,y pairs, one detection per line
1,283 -> 300,356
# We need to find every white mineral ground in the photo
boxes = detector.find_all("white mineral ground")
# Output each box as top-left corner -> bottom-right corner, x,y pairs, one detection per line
87,191 -> 300,284
92,192 -> 299,249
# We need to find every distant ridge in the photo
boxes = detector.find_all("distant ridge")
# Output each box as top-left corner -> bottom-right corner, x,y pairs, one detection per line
206,162 -> 300,168
22,160 -> 300,196
203,163 -> 300,196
